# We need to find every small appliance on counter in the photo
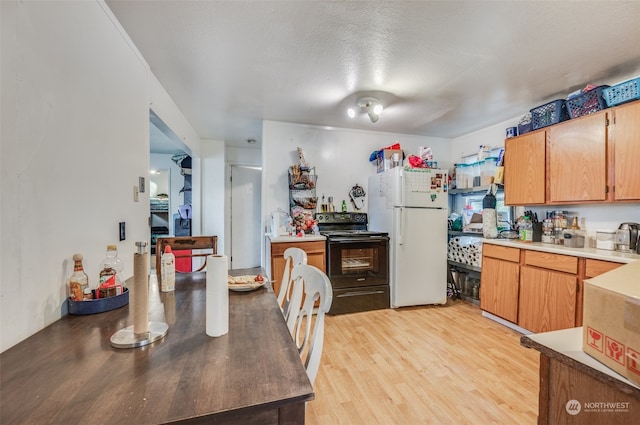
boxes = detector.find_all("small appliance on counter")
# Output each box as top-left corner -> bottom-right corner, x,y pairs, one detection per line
270,209 -> 291,237
615,222 -> 639,253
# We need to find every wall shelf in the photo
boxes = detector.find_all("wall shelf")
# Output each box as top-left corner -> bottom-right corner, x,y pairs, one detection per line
449,184 -> 504,195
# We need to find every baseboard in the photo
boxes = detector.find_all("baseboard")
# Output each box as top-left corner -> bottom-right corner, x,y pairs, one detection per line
481,311 -> 532,335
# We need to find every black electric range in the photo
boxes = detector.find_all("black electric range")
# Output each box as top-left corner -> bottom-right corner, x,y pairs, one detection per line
315,212 -> 390,314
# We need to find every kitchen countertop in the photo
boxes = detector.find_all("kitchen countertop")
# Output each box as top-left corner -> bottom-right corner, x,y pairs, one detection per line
521,327 -> 640,390
268,234 -> 326,243
483,238 -> 640,263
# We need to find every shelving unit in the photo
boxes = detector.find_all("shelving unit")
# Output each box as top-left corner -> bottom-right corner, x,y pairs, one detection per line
288,166 -> 317,233
150,208 -> 169,255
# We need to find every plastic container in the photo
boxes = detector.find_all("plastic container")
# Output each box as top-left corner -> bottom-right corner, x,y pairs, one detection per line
566,85 -> 609,119
98,245 -> 124,298
471,162 -> 481,187
456,164 -> 471,189
530,99 -> 569,130
161,245 -> 176,292
602,77 -> 640,107
563,230 -> 585,248
596,230 -> 616,251
480,157 -> 498,185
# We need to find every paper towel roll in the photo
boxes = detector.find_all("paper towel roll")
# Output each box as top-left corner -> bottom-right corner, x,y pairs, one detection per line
206,254 -> 229,337
133,252 -> 149,335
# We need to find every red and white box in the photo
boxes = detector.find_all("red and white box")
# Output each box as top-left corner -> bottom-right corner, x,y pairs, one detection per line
582,260 -> 640,386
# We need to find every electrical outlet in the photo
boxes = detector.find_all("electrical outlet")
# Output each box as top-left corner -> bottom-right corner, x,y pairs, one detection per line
119,222 -> 126,241
133,185 -> 139,202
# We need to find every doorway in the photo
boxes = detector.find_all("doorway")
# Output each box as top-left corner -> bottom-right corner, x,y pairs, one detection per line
230,165 -> 262,269
149,169 -> 170,256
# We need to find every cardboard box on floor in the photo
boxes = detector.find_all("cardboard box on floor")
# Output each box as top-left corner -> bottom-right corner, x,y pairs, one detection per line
582,260 -> 640,386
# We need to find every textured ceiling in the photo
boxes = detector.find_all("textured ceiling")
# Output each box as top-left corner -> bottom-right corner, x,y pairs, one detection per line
106,1 -> 640,151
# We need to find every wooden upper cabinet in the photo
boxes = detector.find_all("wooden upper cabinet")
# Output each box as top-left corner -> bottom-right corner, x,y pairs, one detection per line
547,112 -> 608,203
611,101 -> 640,200
504,131 -> 546,205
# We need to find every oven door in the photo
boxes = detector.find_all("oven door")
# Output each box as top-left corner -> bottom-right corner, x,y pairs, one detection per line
326,237 -> 389,289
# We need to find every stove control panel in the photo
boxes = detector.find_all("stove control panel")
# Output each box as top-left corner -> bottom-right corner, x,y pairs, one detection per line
315,212 -> 368,224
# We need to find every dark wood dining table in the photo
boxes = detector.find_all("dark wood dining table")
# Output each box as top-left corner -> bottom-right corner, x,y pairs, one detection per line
0,268 -> 314,425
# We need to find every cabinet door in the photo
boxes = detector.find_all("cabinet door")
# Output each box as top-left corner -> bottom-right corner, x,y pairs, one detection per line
270,240 -> 326,296
518,266 -> 576,333
307,252 -> 326,272
504,131 -> 546,205
612,101 -> 640,200
480,257 -> 520,323
271,255 -> 287,296
548,113 -> 607,202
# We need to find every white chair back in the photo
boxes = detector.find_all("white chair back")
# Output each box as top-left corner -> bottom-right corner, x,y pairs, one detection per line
287,264 -> 333,385
277,247 -> 307,319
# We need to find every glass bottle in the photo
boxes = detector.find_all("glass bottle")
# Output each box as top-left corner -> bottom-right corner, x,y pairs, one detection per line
98,244 -> 124,297
341,200 -> 347,212
69,253 -> 89,300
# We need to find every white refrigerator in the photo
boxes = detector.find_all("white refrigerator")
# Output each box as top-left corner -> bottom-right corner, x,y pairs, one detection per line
368,167 -> 449,308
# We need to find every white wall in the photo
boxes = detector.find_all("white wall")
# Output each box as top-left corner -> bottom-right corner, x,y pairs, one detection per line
0,1 -> 151,351
451,116 -> 520,163
262,121 -> 451,223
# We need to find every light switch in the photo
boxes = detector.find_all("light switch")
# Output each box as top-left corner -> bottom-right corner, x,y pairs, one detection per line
133,185 -> 139,202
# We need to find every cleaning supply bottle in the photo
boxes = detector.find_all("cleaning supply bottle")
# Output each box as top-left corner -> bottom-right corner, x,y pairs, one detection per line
161,245 -> 176,292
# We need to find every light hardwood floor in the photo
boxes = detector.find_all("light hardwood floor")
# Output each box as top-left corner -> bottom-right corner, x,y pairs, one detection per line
306,299 -> 540,424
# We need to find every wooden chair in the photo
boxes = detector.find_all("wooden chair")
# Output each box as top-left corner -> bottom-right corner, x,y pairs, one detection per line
277,247 -> 308,318
155,236 -> 217,280
287,264 -> 333,385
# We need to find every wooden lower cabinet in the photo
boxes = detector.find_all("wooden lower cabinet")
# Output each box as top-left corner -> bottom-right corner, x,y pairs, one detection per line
575,258 -> 625,326
480,256 -> 520,323
481,243 -> 627,333
518,266 -> 577,333
269,239 -> 326,296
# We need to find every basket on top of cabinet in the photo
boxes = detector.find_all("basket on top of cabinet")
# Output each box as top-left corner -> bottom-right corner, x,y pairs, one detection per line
602,77 -> 640,107
565,85 -> 609,119
530,99 -> 569,130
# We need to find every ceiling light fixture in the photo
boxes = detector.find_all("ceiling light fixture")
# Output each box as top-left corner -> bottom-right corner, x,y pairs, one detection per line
348,96 -> 384,123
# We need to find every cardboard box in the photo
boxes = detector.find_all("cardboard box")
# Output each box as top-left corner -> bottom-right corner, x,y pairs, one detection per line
582,260 -> 640,386
377,149 -> 402,173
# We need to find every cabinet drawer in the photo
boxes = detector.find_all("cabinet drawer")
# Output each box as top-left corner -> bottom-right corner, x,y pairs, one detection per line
483,244 -> 520,262
524,250 -> 578,274
584,259 -> 623,278
270,240 -> 326,257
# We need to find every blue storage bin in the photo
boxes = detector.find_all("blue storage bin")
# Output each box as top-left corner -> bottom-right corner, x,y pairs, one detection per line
530,99 -> 569,130
602,77 -> 640,107
565,85 -> 609,119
